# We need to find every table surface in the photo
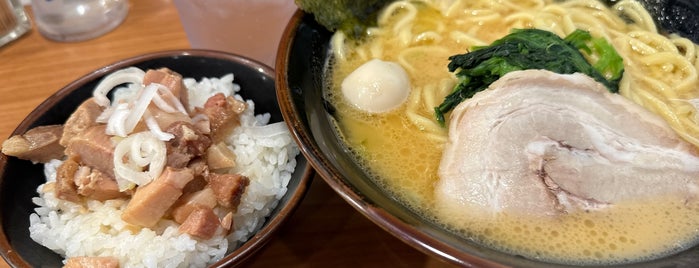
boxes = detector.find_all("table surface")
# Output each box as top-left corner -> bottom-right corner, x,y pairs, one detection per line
0,1 -> 456,267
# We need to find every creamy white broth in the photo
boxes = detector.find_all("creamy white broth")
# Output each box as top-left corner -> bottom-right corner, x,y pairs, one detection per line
325,0 -> 699,265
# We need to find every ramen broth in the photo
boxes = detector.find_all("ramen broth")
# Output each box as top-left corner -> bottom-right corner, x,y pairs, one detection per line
325,0 -> 699,265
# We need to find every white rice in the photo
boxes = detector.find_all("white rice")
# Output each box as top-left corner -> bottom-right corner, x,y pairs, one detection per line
28,73 -> 300,267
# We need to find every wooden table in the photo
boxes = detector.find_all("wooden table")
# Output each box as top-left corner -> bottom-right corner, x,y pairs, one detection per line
0,1 -> 455,267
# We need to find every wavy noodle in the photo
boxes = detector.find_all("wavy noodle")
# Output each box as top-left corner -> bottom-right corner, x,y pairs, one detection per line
331,32 -> 348,62
614,0 -> 657,32
397,45 -> 450,74
673,37 -> 698,65
536,5 -> 577,35
449,31 -> 488,47
501,0 -> 545,10
414,31 -> 443,43
378,1 -> 419,46
636,88 -> 684,129
502,13 -> 535,29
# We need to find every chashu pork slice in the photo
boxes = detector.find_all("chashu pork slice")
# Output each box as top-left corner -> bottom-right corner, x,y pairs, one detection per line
436,70 -> 699,217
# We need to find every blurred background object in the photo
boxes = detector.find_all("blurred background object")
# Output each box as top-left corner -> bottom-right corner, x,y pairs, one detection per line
0,0 -> 30,47
173,0 -> 297,67
30,0 -> 128,42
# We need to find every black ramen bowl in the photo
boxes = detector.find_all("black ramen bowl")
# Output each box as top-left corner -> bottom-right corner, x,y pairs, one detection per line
275,6 -> 699,268
0,50 -> 314,267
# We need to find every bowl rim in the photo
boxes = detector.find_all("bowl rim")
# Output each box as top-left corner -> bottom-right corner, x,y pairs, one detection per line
275,7 -> 699,268
274,11 -> 508,268
0,49 -> 314,267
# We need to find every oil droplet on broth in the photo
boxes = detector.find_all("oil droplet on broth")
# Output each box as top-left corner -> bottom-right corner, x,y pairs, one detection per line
584,219 -> 595,228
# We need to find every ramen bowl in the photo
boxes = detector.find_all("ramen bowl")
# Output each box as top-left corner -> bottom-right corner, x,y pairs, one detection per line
275,8 -> 699,268
0,50 -> 314,267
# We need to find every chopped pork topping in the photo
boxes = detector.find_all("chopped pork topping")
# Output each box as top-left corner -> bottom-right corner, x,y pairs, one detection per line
1,124 -> 65,163
143,68 -> 189,110
200,93 -> 246,141
206,142 -> 236,171
165,121 -> 212,168
122,167 -> 194,227
181,172 -> 208,196
171,187 -> 218,224
60,98 -> 102,147
65,125 -> 116,177
74,166 -> 129,201
55,158 -> 81,203
180,159 -> 209,194
187,158 -> 210,178
178,207 -> 220,240
207,173 -> 249,209
63,256 -> 119,268
148,108 -> 191,132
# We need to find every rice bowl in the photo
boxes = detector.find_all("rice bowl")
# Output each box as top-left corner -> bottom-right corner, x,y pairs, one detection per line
0,50 -> 313,267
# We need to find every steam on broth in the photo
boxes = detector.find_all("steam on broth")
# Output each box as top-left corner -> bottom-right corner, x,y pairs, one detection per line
326,0 -> 699,265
